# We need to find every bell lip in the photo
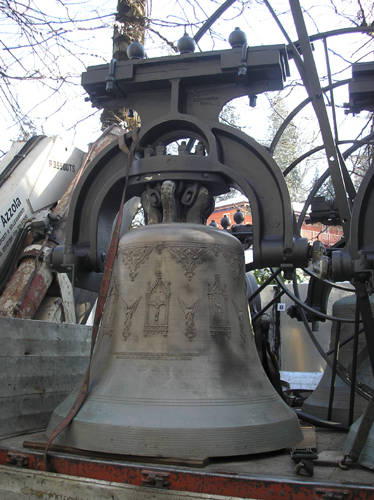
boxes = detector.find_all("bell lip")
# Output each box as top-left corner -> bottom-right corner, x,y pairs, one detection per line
48,417 -> 303,460
48,398 -> 303,459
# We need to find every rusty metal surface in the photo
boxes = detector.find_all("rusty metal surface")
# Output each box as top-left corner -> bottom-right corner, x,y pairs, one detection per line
0,244 -> 53,319
0,318 -> 90,439
0,465 -> 238,500
0,443 -> 373,500
0,258 -> 39,317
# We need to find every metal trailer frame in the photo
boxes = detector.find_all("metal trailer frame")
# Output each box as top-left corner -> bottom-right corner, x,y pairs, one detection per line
1,444 -> 374,499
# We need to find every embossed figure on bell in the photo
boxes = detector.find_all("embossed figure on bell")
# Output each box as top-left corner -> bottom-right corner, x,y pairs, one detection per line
121,296 -> 141,341
144,272 -> 170,337
178,298 -> 198,341
48,180 -> 302,460
208,275 -> 231,338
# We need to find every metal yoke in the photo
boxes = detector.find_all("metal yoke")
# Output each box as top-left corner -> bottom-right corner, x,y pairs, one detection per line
54,44 -> 309,290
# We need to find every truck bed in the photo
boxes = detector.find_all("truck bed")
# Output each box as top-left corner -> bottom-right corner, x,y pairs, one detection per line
0,428 -> 373,499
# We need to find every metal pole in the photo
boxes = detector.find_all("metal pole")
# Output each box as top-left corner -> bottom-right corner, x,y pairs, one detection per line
327,321 -> 341,421
248,268 -> 282,304
251,290 -> 284,323
348,297 -> 360,425
288,0 -> 352,236
322,38 -> 339,144
193,0 -> 237,43
270,79 -> 350,156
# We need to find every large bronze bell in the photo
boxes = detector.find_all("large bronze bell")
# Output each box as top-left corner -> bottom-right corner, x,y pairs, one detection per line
302,295 -> 374,425
48,221 -> 302,459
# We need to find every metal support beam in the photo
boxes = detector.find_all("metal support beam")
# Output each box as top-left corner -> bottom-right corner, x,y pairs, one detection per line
289,0 -> 352,236
1,447 -> 374,499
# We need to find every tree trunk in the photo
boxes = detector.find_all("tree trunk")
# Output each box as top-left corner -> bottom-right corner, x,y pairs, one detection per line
100,0 -> 146,130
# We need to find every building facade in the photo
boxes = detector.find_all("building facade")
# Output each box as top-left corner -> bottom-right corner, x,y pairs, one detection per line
207,196 -> 343,247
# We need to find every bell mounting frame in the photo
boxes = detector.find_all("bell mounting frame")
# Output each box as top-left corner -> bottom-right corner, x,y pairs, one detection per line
57,44 -> 309,290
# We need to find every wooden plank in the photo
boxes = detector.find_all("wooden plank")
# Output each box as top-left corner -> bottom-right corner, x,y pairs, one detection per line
23,438 -> 209,467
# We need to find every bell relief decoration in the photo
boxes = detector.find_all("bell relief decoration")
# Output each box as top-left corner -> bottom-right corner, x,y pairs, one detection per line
121,297 -> 142,341
178,298 -> 198,341
144,272 -> 171,337
208,274 -> 231,338
167,245 -> 211,281
100,277 -> 120,338
122,245 -> 153,281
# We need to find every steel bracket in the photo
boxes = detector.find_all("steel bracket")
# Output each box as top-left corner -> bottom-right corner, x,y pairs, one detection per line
6,451 -> 29,467
141,469 -> 170,488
